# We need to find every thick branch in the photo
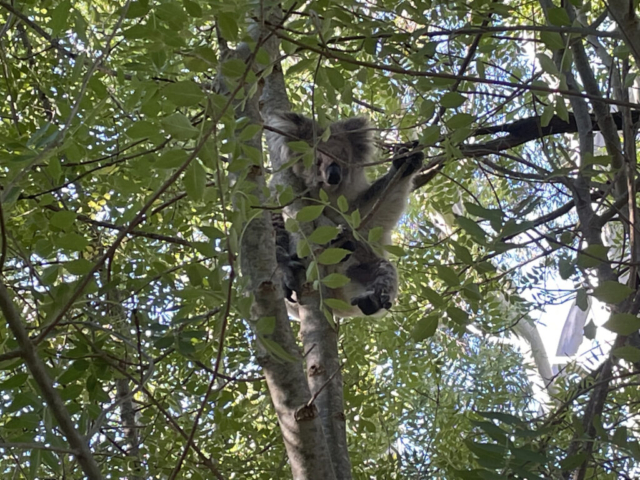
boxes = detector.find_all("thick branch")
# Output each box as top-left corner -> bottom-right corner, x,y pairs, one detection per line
0,282 -> 103,479
607,0 -> 640,68
413,111 -> 640,190
231,8 -> 339,480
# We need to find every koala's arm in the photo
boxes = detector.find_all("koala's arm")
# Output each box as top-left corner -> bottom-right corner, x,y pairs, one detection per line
353,151 -> 424,232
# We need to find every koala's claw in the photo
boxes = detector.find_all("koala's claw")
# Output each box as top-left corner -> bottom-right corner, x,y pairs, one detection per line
351,291 -> 393,316
393,151 -> 424,178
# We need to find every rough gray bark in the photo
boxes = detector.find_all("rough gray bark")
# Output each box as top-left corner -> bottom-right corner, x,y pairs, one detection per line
297,292 -> 352,478
224,7 -> 344,479
0,282 -> 103,479
243,221 -> 336,480
254,7 -> 352,479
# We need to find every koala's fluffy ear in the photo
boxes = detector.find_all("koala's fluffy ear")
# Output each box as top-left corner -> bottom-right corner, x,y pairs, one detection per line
268,112 -> 318,142
331,117 -> 373,163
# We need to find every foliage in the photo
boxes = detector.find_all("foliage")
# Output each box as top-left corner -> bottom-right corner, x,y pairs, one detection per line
0,0 -> 640,478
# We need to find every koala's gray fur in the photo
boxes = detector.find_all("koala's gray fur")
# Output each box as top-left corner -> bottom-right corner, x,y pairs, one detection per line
268,112 -> 424,318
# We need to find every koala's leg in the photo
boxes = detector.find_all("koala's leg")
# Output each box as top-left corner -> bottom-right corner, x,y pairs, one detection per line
273,213 -> 305,302
346,258 -> 398,316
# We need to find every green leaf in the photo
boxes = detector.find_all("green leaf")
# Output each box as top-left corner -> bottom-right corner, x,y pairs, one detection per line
540,31 -> 565,50
54,233 -> 89,252
584,320 -> 597,340
64,259 -> 94,275
296,205 -> 325,222
447,306 -> 469,324
510,446 -> 547,464
412,315 -> 439,341
260,337 -> 298,362
548,7 -> 571,26
161,113 -> 199,139
478,411 -> 525,425
337,196 -> 349,212
612,346 -> 640,362
326,68 -> 345,90
217,13 -> 239,42
440,92 -> 467,108
50,0 -> 72,34
420,99 -> 435,117
383,245 -> 407,257
5,414 -> 40,430
421,125 -> 440,146
162,81 -> 204,107
536,53 -> 559,75
184,160 -> 206,201
308,226 -> 340,244
126,121 -> 157,139
221,58 -> 247,78
256,316 -> 276,335
0,373 -> 29,390
464,202 -> 503,222
558,258 -> 575,280
58,364 -> 85,384
422,287 -> 444,307
464,439 -> 506,461
541,104 -> 554,127
317,248 -> 351,265
157,149 -> 189,169
154,335 -> 174,349
60,384 -> 84,401
321,273 -> 351,288
324,298 -> 354,311
576,288 -> 589,311
446,113 -> 475,129
50,211 -> 77,231
462,284 -> 482,301
238,124 -> 262,142
296,239 -> 310,258
577,244 -> 609,268
368,226 -> 383,243
351,210 -> 361,229
41,265 -> 60,285
456,217 -> 487,242
592,281 -> 633,304
555,96 -> 569,122
47,157 -> 62,182
436,265 -> 460,286
560,452 -> 588,471
603,313 -> 640,335
183,0 -> 202,16
287,141 -> 311,153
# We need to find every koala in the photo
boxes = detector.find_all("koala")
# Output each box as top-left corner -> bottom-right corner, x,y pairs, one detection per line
268,112 -> 424,318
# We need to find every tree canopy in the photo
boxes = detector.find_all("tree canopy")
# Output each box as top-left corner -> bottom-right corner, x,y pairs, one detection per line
1,0 -> 640,479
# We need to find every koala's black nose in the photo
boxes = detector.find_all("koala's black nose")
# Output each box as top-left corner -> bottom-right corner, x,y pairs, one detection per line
327,163 -> 341,185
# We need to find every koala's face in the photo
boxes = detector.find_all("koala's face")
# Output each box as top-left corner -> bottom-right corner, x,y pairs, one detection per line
314,143 -> 352,193
273,112 -> 371,193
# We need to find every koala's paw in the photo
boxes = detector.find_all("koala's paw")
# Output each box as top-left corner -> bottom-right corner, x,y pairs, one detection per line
393,151 -> 424,178
350,290 -> 393,316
